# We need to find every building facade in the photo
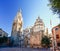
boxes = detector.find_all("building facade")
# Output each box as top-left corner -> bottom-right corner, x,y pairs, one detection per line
23,17 -> 45,48
23,27 -> 31,47
30,17 -> 45,48
0,28 -> 8,37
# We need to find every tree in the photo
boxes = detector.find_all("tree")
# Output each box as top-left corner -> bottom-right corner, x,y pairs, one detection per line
41,36 -> 51,48
0,37 -> 3,45
3,36 -> 8,43
58,24 -> 60,27
0,36 -> 8,46
49,0 -> 60,14
49,0 -> 60,22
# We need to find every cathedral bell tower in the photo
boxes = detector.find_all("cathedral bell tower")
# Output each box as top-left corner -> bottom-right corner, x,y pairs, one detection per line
11,9 -> 23,46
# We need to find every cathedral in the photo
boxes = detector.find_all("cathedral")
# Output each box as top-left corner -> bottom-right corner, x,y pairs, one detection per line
11,9 -> 24,46
11,9 -> 45,48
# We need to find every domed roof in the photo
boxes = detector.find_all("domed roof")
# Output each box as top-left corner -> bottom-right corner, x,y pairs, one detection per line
34,16 -> 44,26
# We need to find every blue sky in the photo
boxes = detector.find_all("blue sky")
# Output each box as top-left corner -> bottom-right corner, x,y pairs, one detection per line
0,0 -> 59,36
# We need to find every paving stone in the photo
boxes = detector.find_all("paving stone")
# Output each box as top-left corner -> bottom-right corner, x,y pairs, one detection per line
0,48 -> 52,51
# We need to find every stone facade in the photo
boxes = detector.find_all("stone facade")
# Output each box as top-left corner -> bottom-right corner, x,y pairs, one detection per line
23,17 -> 45,48
11,9 -> 23,37
45,28 -> 49,36
30,17 -> 44,48
11,9 -> 24,46
23,27 -> 31,47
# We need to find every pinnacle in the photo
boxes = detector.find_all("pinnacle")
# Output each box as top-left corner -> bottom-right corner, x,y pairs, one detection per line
18,8 -> 22,13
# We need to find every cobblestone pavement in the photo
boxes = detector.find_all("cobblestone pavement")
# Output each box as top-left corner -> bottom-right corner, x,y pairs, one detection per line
0,47 -> 52,51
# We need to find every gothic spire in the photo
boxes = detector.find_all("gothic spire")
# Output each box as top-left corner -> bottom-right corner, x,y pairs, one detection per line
14,8 -> 23,22
17,8 -> 22,14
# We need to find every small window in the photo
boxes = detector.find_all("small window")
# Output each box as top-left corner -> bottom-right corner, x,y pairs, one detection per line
56,35 -> 59,39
